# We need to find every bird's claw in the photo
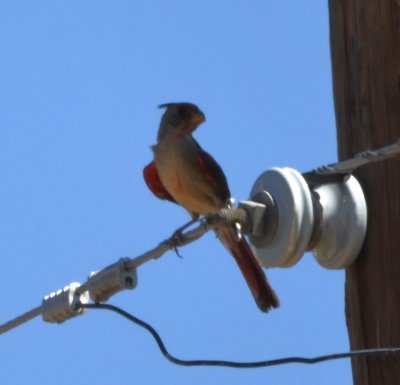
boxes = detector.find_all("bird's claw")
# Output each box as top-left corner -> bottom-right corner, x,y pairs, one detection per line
170,230 -> 184,258
173,246 -> 184,259
168,217 -> 201,258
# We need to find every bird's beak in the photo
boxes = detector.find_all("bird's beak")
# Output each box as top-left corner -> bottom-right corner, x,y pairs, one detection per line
191,111 -> 206,126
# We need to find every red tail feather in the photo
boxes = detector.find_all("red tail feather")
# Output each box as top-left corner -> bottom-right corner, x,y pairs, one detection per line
216,226 -> 279,312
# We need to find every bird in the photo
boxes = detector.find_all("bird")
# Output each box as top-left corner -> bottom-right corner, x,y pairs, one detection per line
143,102 -> 279,312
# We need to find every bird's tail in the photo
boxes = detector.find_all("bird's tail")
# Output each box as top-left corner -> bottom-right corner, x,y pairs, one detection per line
216,226 -> 279,312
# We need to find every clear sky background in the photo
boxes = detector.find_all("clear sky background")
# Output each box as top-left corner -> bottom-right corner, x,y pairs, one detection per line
0,2 -> 351,384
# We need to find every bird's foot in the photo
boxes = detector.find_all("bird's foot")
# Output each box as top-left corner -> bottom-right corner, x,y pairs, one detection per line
169,232 -> 184,258
173,218 -> 199,235
169,217 -> 200,258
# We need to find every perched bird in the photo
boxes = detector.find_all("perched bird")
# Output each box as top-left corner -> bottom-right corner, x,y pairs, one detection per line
143,102 -> 279,312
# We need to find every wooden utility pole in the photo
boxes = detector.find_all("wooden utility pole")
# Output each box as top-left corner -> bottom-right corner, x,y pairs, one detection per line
328,1 -> 400,384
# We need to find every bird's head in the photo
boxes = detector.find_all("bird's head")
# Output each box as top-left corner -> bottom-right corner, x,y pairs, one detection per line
157,102 -> 206,140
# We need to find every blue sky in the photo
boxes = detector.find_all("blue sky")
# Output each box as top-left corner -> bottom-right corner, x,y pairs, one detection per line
0,1 -> 351,384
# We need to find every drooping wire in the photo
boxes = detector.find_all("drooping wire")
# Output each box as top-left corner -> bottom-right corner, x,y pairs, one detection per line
80,303 -> 400,369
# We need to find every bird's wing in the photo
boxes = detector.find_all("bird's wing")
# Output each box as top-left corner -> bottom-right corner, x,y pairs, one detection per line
143,161 -> 177,203
195,146 -> 231,204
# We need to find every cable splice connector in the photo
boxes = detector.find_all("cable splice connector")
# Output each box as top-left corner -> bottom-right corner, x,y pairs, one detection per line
42,282 -> 89,323
85,258 -> 137,303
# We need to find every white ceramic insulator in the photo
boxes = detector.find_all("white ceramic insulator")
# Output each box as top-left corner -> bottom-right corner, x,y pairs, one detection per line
249,167 -> 367,270
311,176 -> 367,269
250,168 -> 314,267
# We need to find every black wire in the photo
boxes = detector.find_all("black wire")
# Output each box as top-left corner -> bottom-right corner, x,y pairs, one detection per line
79,303 -> 400,368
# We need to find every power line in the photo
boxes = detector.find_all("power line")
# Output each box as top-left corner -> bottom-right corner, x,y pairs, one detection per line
80,303 -> 400,368
0,306 -> 42,335
0,208 -> 247,335
303,139 -> 400,187
311,139 -> 400,175
0,139 -> 399,366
